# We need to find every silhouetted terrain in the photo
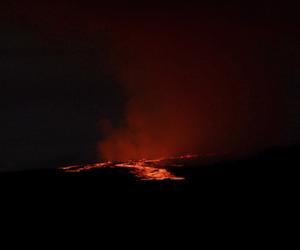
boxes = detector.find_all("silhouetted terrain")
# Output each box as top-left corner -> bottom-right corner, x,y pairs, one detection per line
0,145 -> 298,203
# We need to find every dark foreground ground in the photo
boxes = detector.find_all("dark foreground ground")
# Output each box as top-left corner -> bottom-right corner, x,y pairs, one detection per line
0,145 -> 298,204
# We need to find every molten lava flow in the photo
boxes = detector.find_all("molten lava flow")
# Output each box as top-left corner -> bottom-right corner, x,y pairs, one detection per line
61,162 -> 113,173
60,154 -> 200,180
114,161 -> 184,181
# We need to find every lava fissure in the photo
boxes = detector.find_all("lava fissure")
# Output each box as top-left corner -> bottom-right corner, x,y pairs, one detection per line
60,154 -> 201,180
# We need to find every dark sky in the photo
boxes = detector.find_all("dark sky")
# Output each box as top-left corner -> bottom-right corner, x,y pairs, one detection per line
0,2 -> 299,170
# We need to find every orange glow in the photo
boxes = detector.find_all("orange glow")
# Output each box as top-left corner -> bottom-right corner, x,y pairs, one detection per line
61,162 -> 113,173
179,154 -> 198,159
115,161 -> 184,180
60,154 -> 200,180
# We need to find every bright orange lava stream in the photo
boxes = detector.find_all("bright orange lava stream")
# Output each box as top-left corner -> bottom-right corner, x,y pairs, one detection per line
60,154 -> 199,181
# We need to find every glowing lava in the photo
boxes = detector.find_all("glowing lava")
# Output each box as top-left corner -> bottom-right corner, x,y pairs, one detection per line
60,154 -> 200,180
114,161 -> 184,181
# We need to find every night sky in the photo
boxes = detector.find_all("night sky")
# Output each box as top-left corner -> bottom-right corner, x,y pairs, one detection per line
0,2 -> 299,171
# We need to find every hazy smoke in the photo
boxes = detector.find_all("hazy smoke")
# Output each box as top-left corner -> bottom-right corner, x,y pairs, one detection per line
1,3 -> 298,170
98,11 -> 286,161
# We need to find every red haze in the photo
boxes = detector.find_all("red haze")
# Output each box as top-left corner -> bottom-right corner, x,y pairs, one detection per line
10,3 -> 292,161
98,10 -> 284,161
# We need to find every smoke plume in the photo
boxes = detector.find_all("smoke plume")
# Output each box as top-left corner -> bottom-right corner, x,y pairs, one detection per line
98,9 -> 287,161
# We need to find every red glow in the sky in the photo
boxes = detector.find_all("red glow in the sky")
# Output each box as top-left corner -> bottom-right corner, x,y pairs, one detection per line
13,3 -> 289,162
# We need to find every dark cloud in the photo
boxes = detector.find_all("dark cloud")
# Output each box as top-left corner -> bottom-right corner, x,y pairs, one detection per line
0,21 -> 125,170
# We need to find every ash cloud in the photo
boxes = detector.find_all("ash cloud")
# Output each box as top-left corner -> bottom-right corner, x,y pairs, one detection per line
98,8 -> 298,160
2,2 -> 298,167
